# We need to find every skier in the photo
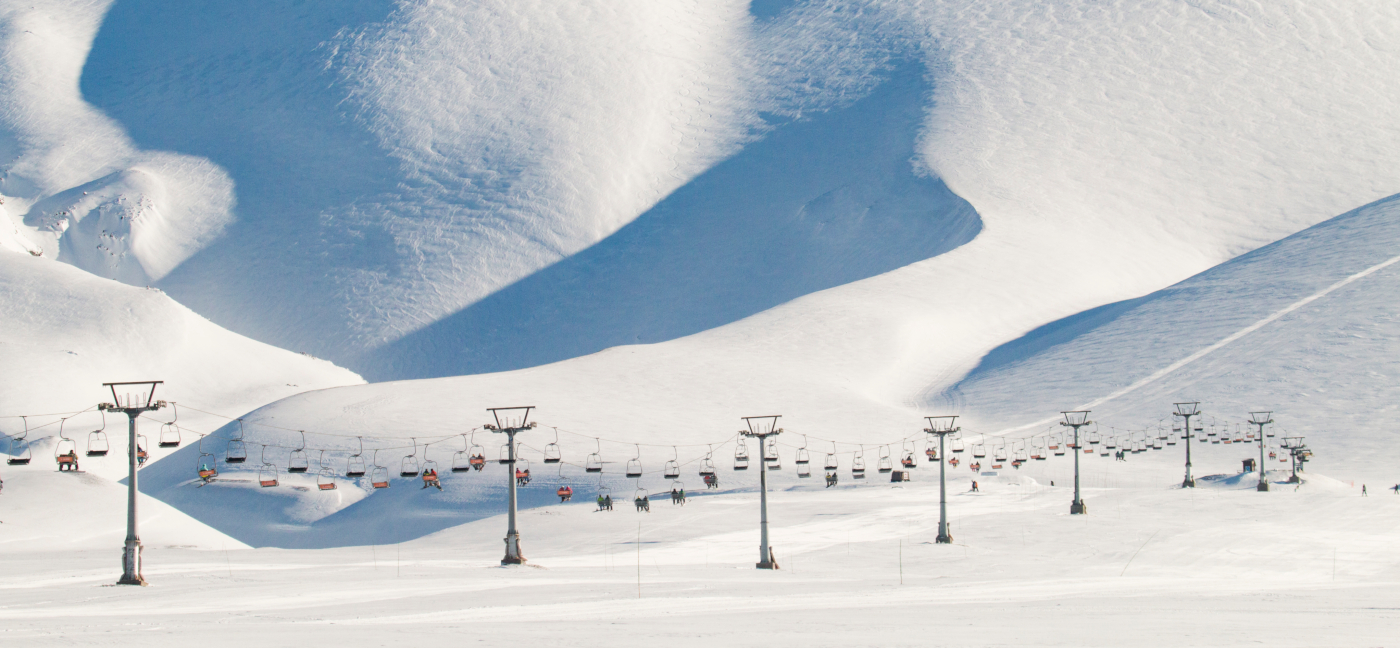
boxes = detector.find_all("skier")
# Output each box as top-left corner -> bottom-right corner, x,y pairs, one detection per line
596,493 -> 606,510
1362,484 -> 1367,496
557,485 -> 572,502
971,480 -> 979,493
604,494 -> 613,510
825,472 -> 838,488
634,494 -> 649,512
421,468 -> 441,490
1392,483 -> 1400,494
704,473 -> 719,489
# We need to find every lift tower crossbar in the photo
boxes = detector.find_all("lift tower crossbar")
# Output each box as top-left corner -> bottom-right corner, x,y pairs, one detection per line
100,381 -> 165,586
924,416 -> 959,543
486,406 -> 536,565
741,416 -> 782,569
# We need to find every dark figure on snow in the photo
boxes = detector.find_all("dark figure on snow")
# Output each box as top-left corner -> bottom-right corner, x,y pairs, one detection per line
1362,484 -> 1367,496
704,474 -> 719,489
825,472 -> 838,488
635,495 -> 649,512
971,480 -> 979,492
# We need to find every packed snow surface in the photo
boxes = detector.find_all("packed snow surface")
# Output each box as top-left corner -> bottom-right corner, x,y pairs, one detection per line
2,466 -> 1396,646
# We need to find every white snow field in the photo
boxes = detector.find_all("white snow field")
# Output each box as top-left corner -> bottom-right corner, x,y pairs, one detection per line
3,0 -> 1400,645
1,1 -> 1394,382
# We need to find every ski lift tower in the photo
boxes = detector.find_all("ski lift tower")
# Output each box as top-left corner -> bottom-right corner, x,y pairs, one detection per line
1248,412 -> 1274,492
1282,436 -> 1308,484
100,381 -> 166,586
924,415 -> 959,543
741,416 -> 782,569
1061,411 -> 1092,515
1173,402 -> 1201,488
486,406 -> 535,565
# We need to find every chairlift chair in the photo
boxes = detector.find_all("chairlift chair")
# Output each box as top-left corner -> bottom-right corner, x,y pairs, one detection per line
87,409 -> 110,456
6,426 -> 32,466
700,445 -> 717,476
402,438 -> 422,477
925,440 -> 938,463
515,457 -> 531,485
663,446 -> 680,480
877,446 -> 893,473
421,447 -> 440,478
586,437 -> 604,473
136,434 -> 150,466
972,443 -> 987,459
54,418 -> 78,470
950,436 -> 965,453
852,447 -> 866,478
544,427 -> 562,464
734,439 -> 750,471
498,442 -> 513,464
764,438 -> 781,470
371,450 -> 390,488
196,435 -> 218,482
226,419 -> 248,464
287,431 -> 310,473
626,444 -> 643,478
796,436 -> 811,465
347,436 -> 367,477
993,444 -> 1008,462
824,442 -> 839,471
258,445 -> 279,487
158,403 -> 182,447
312,449 -> 337,490
451,434 -> 473,473
797,460 -> 811,478
901,441 -> 917,469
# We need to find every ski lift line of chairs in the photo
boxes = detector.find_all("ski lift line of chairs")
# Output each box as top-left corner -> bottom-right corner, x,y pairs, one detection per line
258,445 -> 279,488
586,437 -> 604,473
347,436 -> 367,477
87,408 -> 110,457
226,418 -> 248,464
287,431 -> 310,473
159,402 -> 182,448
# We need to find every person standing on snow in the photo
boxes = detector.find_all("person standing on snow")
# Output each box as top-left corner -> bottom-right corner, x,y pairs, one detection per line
1362,484 -> 1367,496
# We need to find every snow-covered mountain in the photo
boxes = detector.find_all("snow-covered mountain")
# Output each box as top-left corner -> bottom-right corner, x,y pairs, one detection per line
7,1 -> 1398,383
2,0 -> 1399,553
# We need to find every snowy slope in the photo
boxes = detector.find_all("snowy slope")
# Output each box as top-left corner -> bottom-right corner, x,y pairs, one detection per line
0,250 -> 364,484
0,1 -> 1390,384
938,193 -> 1400,484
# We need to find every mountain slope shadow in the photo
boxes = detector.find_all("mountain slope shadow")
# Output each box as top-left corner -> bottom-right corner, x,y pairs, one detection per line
370,61 -> 982,380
